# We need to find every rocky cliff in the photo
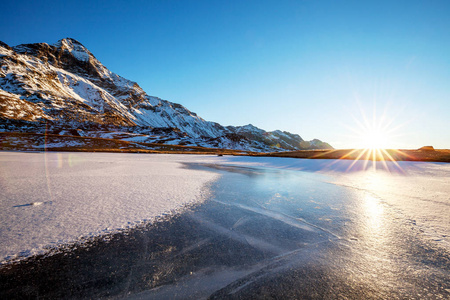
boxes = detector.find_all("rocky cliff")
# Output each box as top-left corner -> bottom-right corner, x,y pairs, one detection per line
0,38 -> 332,152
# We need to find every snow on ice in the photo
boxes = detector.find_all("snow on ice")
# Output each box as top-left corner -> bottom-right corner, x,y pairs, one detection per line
0,152 -> 219,264
1,152 -> 449,265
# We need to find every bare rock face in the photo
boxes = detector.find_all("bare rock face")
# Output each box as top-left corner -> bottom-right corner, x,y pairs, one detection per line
0,38 -> 333,152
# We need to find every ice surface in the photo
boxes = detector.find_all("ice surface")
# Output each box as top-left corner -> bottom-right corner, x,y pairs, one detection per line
212,156 -> 450,246
0,153 -> 220,264
1,153 -> 449,266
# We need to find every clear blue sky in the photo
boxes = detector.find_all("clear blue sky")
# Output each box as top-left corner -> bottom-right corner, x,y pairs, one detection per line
2,0 -> 449,148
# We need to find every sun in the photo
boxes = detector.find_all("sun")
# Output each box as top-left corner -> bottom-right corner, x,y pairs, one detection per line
348,104 -> 395,151
339,103 -> 410,170
360,128 -> 389,150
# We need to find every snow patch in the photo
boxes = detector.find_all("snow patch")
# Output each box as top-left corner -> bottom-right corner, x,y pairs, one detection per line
0,152 -> 221,265
54,38 -> 90,62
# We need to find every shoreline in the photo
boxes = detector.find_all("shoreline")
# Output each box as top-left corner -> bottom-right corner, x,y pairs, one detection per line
263,148 -> 450,163
1,132 -> 449,162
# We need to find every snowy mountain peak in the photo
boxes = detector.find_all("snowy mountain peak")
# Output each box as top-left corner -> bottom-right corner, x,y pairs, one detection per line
237,124 -> 264,134
0,37 -> 333,152
243,124 -> 257,129
54,38 -> 84,47
53,38 -> 90,62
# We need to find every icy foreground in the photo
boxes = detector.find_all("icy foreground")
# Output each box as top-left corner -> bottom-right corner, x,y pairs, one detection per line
218,156 -> 450,247
0,152 -> 449,266
0,152 -> 220,264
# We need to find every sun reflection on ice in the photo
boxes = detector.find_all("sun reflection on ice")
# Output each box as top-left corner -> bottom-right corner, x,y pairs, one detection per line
346,171 -> 398,284
359,172 -> 388,234
364,194 -> 384,230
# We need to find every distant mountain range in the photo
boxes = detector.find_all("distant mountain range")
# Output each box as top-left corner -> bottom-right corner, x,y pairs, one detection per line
0,38 -> 332,152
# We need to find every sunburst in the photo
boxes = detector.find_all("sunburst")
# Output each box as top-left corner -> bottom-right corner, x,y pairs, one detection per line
340,103 -> 410,172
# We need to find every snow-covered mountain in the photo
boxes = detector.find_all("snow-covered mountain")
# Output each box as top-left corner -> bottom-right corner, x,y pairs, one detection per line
0,38 -> 332,152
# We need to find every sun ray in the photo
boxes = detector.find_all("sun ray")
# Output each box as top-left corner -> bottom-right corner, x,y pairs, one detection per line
376,148 -> 390,172
380,149 -> 404,172
338,100 -> 412,172
345,148 -> 370,171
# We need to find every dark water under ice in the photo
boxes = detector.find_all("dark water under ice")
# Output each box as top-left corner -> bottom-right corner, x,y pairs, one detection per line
1,162 -> 449,299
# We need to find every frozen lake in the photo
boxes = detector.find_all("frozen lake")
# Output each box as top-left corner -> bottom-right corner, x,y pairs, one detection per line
1,152 -> 449,298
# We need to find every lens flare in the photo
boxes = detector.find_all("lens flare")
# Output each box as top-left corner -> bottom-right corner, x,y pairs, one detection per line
338,103 -> 411,172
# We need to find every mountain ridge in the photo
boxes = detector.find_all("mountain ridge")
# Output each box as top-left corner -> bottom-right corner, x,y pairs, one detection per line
0,38 -> 332,152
